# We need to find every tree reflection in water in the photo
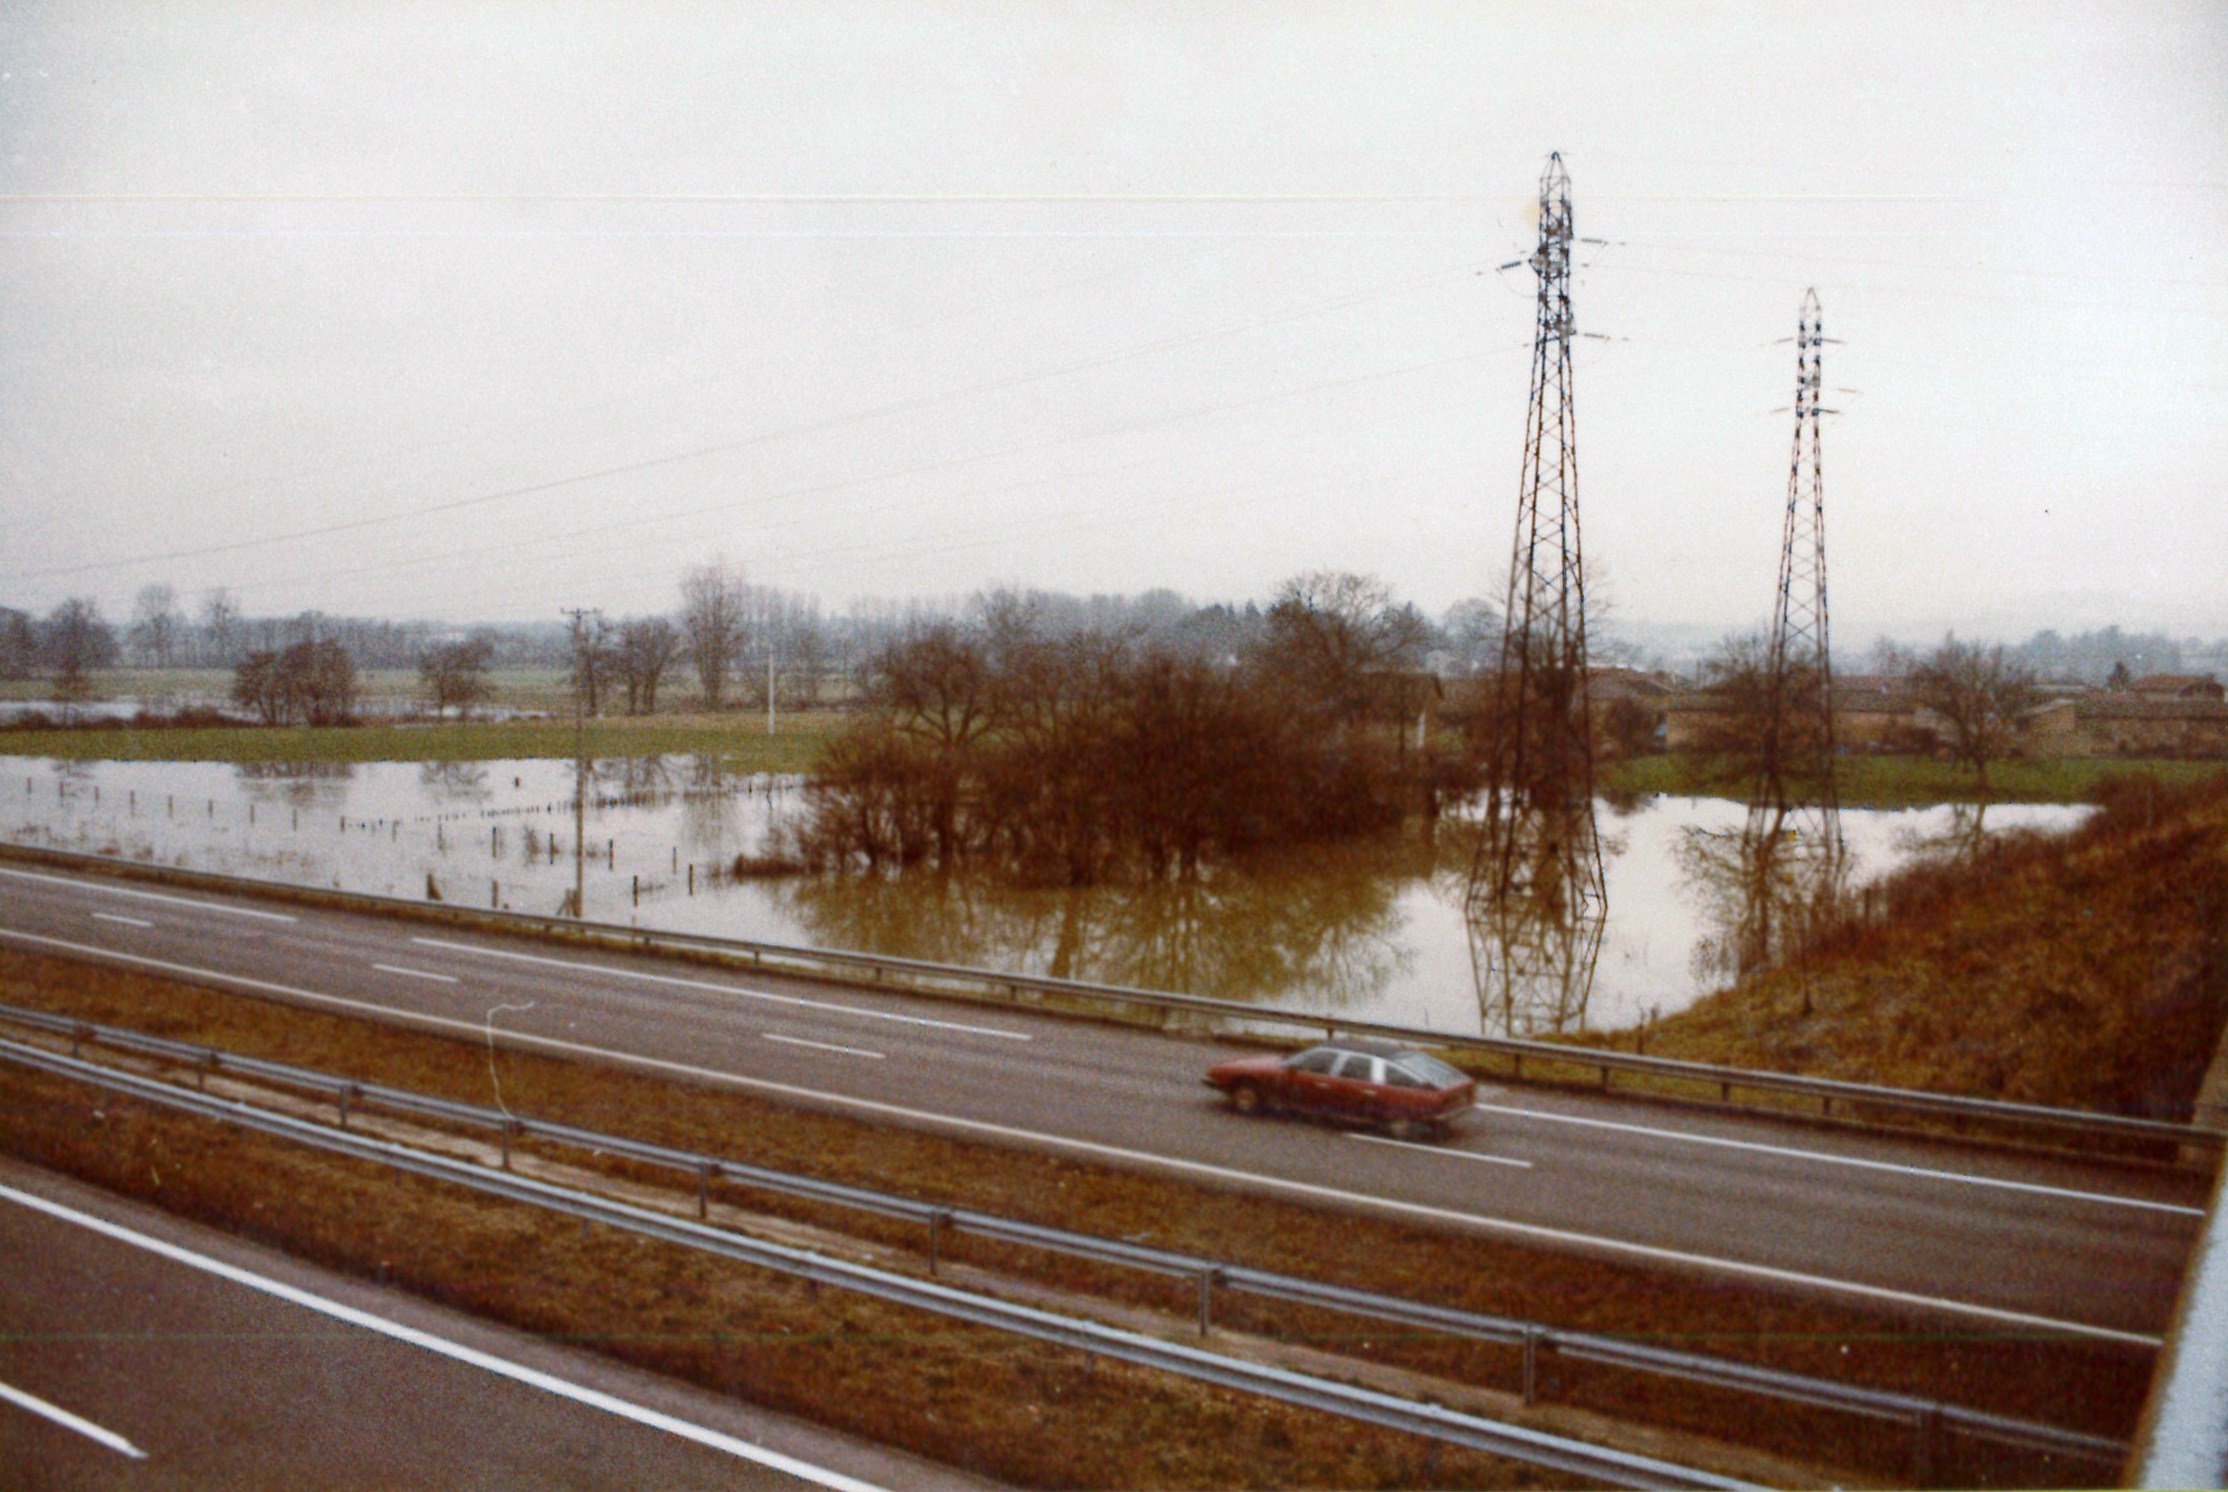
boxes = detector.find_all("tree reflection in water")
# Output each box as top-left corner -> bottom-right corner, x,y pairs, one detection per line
417,760 -> 491,805
1676,813 -> 1848,994
238,760 -> 357,811
772,837 -> 1423,1012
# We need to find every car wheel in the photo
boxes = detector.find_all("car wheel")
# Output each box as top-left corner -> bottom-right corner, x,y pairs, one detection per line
1230,1081 -> 1264,1116
1386,1116 -> 1421,1142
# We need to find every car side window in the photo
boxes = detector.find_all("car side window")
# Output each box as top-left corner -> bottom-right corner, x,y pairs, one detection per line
1331,1053 -> 1378,1083
1288,1049 -> 1340,1075
1384,1063 -> 1429,1089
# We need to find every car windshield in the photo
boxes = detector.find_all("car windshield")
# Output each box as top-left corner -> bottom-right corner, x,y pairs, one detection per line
1392,1051 -> 1468,1087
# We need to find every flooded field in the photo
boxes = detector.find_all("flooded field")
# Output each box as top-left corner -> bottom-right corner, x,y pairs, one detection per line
1,755 -> 2083,1037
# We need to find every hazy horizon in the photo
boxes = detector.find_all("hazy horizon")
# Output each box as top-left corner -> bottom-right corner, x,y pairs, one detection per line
4,3 -> 2222,641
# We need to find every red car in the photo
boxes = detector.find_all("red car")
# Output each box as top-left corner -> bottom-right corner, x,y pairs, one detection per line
1205,1037 -> 1476,1141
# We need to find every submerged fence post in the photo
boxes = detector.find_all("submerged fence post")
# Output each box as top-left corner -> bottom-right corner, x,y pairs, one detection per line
927,1209 -> 948,1275
1522,1328 -> 1541,1405
697,1160 -> 715,1219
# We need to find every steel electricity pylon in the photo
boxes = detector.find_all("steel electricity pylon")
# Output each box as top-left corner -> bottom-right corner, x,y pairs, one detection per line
1750,288 -> 1841,853
1466,153 -> 1605,1029
1732,289 -> 1844,986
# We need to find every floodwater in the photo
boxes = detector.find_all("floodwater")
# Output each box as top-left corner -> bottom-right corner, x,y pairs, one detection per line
0,755 -> 2083,1037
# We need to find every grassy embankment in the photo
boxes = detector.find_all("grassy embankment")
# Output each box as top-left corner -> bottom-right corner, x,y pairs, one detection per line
1622,772 -> 2228,1118
0,946 -> 2142,1489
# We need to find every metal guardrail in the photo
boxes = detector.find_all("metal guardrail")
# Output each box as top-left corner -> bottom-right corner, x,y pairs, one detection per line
5,842 -> 2217,1159
0,999 -> 2130,1483
0,1030 -> 1755,1491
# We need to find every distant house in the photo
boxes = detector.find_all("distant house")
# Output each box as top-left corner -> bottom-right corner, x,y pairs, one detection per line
2023,687 -> 2228,759
1662,672 -> 1927,754
2127,673 -> 2227,702
1589,667 -> 1678,753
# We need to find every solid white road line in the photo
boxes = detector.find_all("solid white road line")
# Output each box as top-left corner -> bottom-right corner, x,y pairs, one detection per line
0,928 -> 2163,1348
372,964 -> 461,985
1479,1103 -> 2206,1217
1348,1134 -> 1534,1168
0,866 -> 296,922
91,913 -> 153,929
0,1378 -> 148,1461
764,1033 -> 887,1060
410,936 -> 1031,1042
0,1182 -> 889,1492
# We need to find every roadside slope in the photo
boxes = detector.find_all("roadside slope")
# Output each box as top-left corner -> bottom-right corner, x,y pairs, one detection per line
1636,773 -> 2228,1118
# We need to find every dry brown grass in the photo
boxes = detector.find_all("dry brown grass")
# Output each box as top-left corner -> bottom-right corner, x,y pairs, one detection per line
0,947 -> 2151,1487
1637,772 -> 2228,1121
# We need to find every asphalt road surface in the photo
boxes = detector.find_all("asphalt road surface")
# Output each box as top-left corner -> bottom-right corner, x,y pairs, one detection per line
0,1156 -> 1003,1490
0,860 -> 2208,1347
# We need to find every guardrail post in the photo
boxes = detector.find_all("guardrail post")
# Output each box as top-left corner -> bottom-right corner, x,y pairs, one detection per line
197,1050 -> 217,1091
1197,1268 -> 1223,1337
696,1160 -> 716,1219
1521,1328 -> 1541,1405
500,1120 -> 517,1171
927,1209 -> 949,1275
338,1083 -> 358,1129
71,1024 -> 89,1059
1912,1406 -> 1941,1486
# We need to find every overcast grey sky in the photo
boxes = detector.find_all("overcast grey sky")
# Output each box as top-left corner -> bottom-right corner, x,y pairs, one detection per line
2,1 -> 2223,648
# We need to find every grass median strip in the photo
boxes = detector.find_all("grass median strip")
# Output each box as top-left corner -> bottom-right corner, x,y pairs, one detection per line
0,945 -> 2153,1488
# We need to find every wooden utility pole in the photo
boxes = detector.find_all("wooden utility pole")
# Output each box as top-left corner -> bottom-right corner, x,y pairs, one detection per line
563,607 -> 600,918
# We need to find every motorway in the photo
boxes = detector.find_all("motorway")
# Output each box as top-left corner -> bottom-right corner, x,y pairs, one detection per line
0,1157 -> 997,1490
0,859 -> 2209,1346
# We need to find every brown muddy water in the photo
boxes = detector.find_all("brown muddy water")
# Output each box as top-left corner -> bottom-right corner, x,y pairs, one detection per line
1,755 -> 2083,1037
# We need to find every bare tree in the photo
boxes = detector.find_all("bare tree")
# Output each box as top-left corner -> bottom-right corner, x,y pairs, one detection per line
679,559 -> 749,709
232,651 -> 291,724
1252,571 -> 1428,728
199,588 -> 241,667
0,608 -> 36,681
43,598 -> 118,705
614,616 -> 680,714
1441,597 -> 1503,675
566,612 -> 616,717
129,584 -> 185,669
232,638 -> 356,726
418,636 -> 495,718
1908,637 -> 2038,794
292,638 -> 358,725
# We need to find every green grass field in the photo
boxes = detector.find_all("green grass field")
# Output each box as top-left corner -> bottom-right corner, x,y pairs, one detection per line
0,711 -> 845,770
